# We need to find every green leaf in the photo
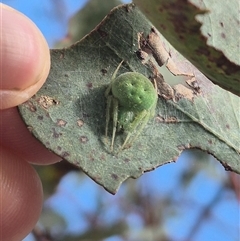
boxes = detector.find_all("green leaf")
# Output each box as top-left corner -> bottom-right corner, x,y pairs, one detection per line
18,4 -> 240,194
133,0 -> 240,96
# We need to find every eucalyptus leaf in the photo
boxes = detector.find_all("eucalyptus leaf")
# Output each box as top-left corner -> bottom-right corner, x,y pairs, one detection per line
133,0 -> 240,96
18,4 -> 240,194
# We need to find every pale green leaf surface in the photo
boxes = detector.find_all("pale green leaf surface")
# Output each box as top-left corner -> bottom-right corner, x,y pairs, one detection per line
18,4 -> 240,194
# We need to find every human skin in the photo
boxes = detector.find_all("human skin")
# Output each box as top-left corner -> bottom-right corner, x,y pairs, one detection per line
0,4 -> 61,241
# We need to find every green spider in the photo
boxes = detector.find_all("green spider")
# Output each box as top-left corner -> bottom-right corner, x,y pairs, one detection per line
105,61 -> 158,153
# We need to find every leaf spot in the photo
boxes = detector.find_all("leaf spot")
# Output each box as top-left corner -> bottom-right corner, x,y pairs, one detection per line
62,151 -> 70,158
79,136 -> 89,143
38,95 -> 59,109
111,173 -> 118,180
86,82 -> 93,89
52,128 -> 62,138
25,101 -> 37,112
77,119 -> 84,127
124,158 -> 130,163
57,119 -> 67,127
226,124 -> 230,129
101,68 -> 108,75
221,32 -> 226,39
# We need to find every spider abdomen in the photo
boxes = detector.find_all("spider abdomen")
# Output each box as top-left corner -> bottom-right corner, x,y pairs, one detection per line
112,72 -> 157,112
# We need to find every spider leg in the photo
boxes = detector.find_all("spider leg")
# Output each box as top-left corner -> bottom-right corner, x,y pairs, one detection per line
105,60 -> 124,97
105,96 -> 112,137
105,86 -> 111,98
112,60 -> 124,80
120,110 -> 148,151
128,112 -> 150,147
111,98 -> 118,152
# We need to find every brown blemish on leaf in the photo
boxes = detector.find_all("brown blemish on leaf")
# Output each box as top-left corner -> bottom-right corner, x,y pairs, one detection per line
221,33 -> 226,39
27,126 -> 33,132
155,115 -> 178,123
25,101 -> 37,112
79,136 -> 88,143
57,119 -> 67,127
38,96 -> 59,109
100,154 -> 106,161
136,49 -> 149,61
94,175 -> 102,182
186,78 -> 201,93
172,156 -> 178,161
154,72 -> 175,100
177,143 -> 190,150
173,84 -> 195,101
101,68 -> 108,75
223,163 -> 233,172
62,151 -> 70,158
136,50 -> 176,101
52,128 -> 62,138
86,83 -> 93,89
138,28 -> 166,66
177,145 -> 186,151
124,3 -> 135,12
141,28 -> 193,76
77,119 -> 84,127
38,116 -> 43,120
89,154 -> 95,161
83,112 -> 90,118
185,143 -> 191,149
124,158 -> 130,163
147,27 -> 169,65
97,28 -> 108,38
111,173 -> 118,180
138,27 -> 201,102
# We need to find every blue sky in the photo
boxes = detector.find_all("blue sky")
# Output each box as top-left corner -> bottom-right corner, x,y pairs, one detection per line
2,0 -> 131,47
2,1 -> 239,240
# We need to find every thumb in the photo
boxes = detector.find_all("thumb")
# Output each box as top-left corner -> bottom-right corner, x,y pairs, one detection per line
0,4 -> 50,109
